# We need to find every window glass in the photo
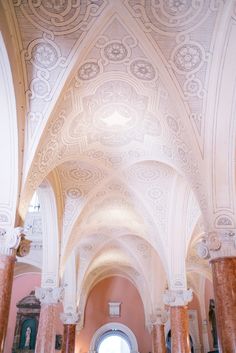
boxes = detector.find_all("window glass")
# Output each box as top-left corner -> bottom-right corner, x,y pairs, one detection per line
98,335 -> 130,353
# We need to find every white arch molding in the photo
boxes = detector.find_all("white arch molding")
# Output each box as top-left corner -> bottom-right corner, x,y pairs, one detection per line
0,32 -> 18,229
89,323 -> 139,353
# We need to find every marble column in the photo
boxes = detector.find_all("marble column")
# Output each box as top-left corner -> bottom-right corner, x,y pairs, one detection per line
197,230 -> 236,353
150,309 -> 168,353
35,287 -> 64,353
0,254 -> 15,352
0,227 -> 25,353
164,289 -> 192,353
211,256 -> 236,352
60,311 -> 80,353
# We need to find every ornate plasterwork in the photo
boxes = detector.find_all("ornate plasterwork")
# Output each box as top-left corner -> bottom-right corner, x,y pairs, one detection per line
124,0 -> 224,145
18,12 -> 207,221
57,160 -> 108,232
13,0 -> 108,140
124,161 -> 175,238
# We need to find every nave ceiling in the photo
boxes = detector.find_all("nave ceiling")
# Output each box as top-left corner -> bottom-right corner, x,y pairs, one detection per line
0,0 -> 236,322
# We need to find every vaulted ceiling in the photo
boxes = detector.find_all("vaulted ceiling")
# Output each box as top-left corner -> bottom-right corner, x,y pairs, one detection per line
1,0 -> 236,320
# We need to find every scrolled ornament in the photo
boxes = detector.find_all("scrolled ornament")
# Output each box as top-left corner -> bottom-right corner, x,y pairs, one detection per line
196,241 -> 210,259
208,232 -> 221,251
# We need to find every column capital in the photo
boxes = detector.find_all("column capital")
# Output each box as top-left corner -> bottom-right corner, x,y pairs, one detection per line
60,310 -> 80,325
149,308 -> 168,326
196,230 -> 236,260
35,287 -> 64,305
0,227 -> 23,256
163,289 -> 193,307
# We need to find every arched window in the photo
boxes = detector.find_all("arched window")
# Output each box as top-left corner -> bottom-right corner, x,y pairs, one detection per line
89,323 -> 139,353
97,330 -> 131,353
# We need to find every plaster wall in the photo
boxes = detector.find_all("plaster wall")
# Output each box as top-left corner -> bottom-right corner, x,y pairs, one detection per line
4,272 -> 63,353
76,276 -> 152,353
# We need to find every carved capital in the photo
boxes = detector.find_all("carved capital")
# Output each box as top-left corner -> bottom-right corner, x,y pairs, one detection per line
0,227 -> 24,256
35,287 -> 64,305
60,311 -> 80,325
149,308 -> 168,326
163,289 -> 193,307
197,230 -> 236,260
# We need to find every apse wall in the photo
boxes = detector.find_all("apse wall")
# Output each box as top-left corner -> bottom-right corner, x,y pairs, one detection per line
4,272 -> 63,353
76,276 -> 152,353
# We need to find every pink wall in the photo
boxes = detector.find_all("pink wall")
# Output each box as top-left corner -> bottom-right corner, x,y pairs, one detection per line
4,272 -> 41,353
4,272 -> 63,353
76,276 -> 152,353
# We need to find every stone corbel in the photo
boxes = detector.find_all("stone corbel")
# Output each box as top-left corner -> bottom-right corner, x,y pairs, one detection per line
35,287 -> 64,305
163,289 -> 193,307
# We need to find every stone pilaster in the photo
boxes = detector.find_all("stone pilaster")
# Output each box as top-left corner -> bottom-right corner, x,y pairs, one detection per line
164,289 -> 192,353
35,287 -> 64,353
60,311 -> 80,353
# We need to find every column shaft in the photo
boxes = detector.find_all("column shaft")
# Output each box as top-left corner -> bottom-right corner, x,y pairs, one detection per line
152,324 -> 166,353
211,256 -> 236,353
171,306 -> 191,353
62,324 -> 76,353
0,254 -> 15,353
35,304 -> 57,353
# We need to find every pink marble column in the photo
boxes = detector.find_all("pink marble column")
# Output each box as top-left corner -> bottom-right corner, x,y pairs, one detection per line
35,287 -> 64,353
152,323 -> 166,353
61,324 -> 76,353
164,289 -> 192,353
170,306 -> 191,353
60,311 -> 79,353
211,256 -> 236,353
0,254 -> 15,352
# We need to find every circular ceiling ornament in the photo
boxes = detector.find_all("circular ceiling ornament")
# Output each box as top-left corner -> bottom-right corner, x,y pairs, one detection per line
66,188 -> 82,199
130,59 -> 156,81
172,43 -> 203,73
103,42 -> 128,62
31,42 -> 58,69
30,77 -> 50,98
77,62 -> 100,81
69,168 -> 93,182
